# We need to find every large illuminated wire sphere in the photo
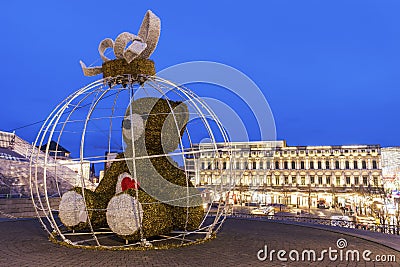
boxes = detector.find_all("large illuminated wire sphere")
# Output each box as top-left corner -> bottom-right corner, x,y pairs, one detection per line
29,74 -> 233,249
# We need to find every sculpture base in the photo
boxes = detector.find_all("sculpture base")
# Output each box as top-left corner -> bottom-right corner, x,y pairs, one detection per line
102,58 -> 156,85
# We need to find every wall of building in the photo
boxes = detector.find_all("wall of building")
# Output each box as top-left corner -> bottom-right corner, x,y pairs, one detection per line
381,147 -> 400,190
187,141 -> 385,208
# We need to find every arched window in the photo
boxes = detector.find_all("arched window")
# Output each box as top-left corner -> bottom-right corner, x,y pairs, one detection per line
372,160 -> 377,169
291,161 -> 296,169
353,161 -> 358,169
275,161 -> 280,169
335,161 -> 340,169
326,176 -> 331,185
345,161 -> 350,169
361,160 -> 366,169
310,161 -> 314,169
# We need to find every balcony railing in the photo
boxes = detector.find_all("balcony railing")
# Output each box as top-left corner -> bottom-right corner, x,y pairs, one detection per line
230,213 -> 400,235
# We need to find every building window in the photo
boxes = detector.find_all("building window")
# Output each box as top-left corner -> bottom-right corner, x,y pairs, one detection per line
354,176 -> 359,185
373,176 -> 378,186
201,162 -> 205,169
336,177 -> 341,186
353,161 -> 358,169
275,176 -> 280,185
284,176 -> 289,184
259,161 -> 263,169
301,176 -> 305,185
362,160 -> 367,169
310,161 -> 314,169
266,161 -> 271,169
325,161 -> 330,169
310,176 -> 315,184
335,161 -> 340,169
253,161 -> 257,170
326,176 -> 331,185
317,161 -> 322,169
267,176 -> 271,185
291,161 -> 296,169
318,176 -> 322,184
222,175 -> 227,184
346,176 -> 350,185
275,161 -> 280,169
345,161 -> 350,169
223,162 -> 227,169
291,176 -> 296,184
372,160 -> 377,169
363,176 -> 368,186
244,162 -> 248,169
236,162 -> 240,170
284,161 -> 288,169
215,161 -> 219,169
301,161 -> 305,169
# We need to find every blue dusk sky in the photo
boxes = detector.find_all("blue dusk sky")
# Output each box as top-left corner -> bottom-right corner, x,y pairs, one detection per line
1,0 -> 400,148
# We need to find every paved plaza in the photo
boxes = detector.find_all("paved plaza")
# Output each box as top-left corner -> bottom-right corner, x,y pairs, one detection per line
0,217 -> 399,267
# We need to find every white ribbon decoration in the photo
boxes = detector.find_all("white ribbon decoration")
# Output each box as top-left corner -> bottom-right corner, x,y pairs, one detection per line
98,38 -> 114,62
113,32 -> 147,63
137,10 -> 161,59
80,10 -> 161,76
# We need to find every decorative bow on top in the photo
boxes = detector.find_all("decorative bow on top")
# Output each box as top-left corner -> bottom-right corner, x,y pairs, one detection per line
80,10 -> 161,77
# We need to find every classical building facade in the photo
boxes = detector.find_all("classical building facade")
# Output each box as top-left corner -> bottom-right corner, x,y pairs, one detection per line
381,147 -> 400,191
187,141 -> 385,209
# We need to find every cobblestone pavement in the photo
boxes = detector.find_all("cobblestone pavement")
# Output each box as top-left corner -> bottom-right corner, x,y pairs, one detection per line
0,218 -> 398,267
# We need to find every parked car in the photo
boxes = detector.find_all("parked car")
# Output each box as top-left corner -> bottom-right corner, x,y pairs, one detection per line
317,203 -> 329,209
251,206 -> 274,215
317,199 -> 329,209
330,215 -> 355,228
267,203 -> 287,212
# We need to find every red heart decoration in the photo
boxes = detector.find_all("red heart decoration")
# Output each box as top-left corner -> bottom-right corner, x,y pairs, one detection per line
121,177 -> 139,191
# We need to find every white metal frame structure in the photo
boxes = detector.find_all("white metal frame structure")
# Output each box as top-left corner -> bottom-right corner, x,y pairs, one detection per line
29,75 -> 233,249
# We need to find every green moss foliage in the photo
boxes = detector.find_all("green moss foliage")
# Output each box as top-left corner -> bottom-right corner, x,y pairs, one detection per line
95,153 -> 129,198
123,97 -> 189,156
62,97 -> 204,240
123,97 -> 204,229
102,58 -> 155,82
171,205 -> 204,231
